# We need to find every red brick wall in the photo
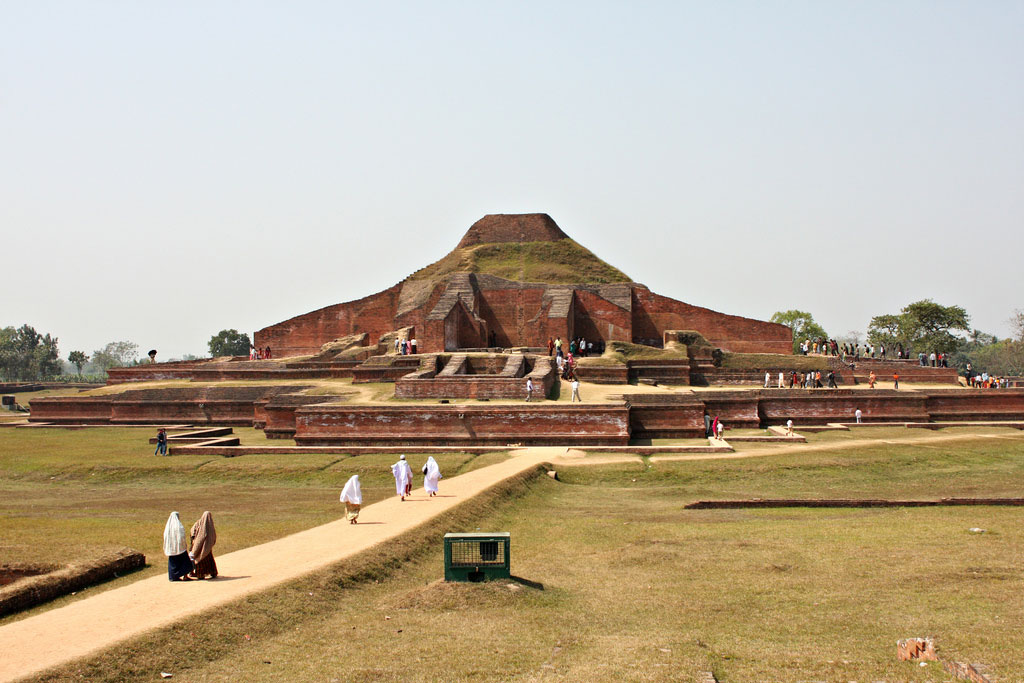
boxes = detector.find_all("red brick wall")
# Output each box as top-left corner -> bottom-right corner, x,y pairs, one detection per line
926,388 -> 1024,420
697,392 -> 762,429
632,288 -> 792,354
255,283 -> 403,358
28,396 -> 114,424
573,290 -> 632,343
456,213 -> 568,249
627,396 -> 706,438
758,389 -> 930,424
474,288 -> 555,347
294,404 -> 630,446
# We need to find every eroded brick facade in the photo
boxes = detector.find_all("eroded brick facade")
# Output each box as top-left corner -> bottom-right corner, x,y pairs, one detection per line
254,214 -> 793,357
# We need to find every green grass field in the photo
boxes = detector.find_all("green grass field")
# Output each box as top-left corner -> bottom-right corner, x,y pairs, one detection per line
0,427 -> 508,611
5,426 -> 1024,681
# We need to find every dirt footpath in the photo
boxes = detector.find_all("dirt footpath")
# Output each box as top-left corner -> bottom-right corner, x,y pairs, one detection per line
0,449 -> 563,683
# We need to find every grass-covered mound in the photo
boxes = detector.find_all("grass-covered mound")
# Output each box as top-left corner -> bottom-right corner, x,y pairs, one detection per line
407,239 -> 632,287
578,340 -> 689,367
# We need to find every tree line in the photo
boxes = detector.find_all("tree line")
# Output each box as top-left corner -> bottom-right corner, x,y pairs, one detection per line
0,325 -> 146,382
771,301 -> 1024,376
0,324 -> 253,382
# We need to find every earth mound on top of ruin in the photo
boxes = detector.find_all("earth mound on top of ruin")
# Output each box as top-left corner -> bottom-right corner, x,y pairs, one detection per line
407,213 -> 631,290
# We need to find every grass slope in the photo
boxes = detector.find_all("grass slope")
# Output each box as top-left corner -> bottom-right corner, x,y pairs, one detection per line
407,238 -> 631,287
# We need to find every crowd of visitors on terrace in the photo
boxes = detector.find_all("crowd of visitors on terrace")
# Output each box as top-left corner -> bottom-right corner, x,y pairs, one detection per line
964,364 -> 1011,389
800,338 -> 954,367
248,346 -> 272,360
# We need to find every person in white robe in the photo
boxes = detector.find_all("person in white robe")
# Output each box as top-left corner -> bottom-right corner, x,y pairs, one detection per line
422,456 -> 442,497
340,475 -> 362,523
391,454 -> 413,501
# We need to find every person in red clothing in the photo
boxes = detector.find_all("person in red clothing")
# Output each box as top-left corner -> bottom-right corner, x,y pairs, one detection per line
893,372 -> 900,390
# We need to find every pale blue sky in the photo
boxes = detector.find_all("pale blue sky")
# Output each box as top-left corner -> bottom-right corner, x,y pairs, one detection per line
3,2 -> 1021,359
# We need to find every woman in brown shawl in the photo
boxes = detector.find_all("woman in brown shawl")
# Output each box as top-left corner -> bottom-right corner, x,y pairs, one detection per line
188,511 -> 218,579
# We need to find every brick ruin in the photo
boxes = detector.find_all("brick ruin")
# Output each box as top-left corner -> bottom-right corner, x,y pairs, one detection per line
253,213 -> 793,357
29,385 -> 1024,446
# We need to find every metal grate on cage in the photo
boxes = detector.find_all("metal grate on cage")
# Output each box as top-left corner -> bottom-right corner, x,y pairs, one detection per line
449,540 -> 505,566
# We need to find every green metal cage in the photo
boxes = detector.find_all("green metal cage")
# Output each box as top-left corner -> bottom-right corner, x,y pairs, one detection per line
443,532 -> 511,582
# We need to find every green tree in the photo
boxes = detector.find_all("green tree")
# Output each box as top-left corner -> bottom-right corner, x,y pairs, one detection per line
966,339 -> 1024,376
0,324 -> 61,380
769,310 -> 828,353
208,329 -> 251,357
867,299 -> 969,356
68,350 -> 89,376
91,341 -> 140,374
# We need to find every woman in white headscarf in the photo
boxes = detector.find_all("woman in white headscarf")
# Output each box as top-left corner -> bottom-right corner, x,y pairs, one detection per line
163,511 -> 194,581
422,456 -> 442,497
340,474 -> 362,523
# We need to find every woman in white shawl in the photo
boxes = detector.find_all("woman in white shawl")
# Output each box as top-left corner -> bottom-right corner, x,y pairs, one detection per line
422,456 -> 442,497
391,454 -> 413,501
163,511 -> 194,581
340,475 -> 362,523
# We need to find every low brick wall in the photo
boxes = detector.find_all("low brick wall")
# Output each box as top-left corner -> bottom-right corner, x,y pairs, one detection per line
759,389 -> 930,425
293,404 -> 631,446
627,358 -> 691,385
259,394 -> 345,438
925,389 -> 1024,421
106,361 -> 357,384
27,396 -> 115,424
699,392 -> 761,429
573,364 -> 629,384
30,386 -> 312,425
0,548 -> 145,616
351,357 -> 422,383
626,394 -> 707,438
394,355 -> 557,400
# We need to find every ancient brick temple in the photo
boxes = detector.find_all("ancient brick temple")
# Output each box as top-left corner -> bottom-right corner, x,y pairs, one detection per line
255,214 -> 792,356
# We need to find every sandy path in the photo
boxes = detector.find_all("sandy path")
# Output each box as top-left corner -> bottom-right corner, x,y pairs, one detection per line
0,450 -> 559,683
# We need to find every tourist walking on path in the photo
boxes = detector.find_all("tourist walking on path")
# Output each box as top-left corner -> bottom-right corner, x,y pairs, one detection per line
189,511 -> 218,580
154,428 -> 168,456
716,419 -> 725,440
570,378 -> 581,403
410,338 -> 418,354
422,456 -> 442,497
525,377 -> 533,402
391,455 -> 413,501
163,512 -> 194,582
786,419 -> 794,436
764,371 -> 771,388
893,372 -> 900,390
340,475 -> 362,523
704,412 -> 712,437
547,337 -> 554,356
868,371 -> 877,389
855,408 -> 863,424
778,372 -> 784,389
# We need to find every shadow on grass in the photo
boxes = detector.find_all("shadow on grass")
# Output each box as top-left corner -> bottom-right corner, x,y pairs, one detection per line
509,575 -> 544,591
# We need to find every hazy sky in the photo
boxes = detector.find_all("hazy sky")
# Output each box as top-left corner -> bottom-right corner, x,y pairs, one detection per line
3,2 -> 1021,359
